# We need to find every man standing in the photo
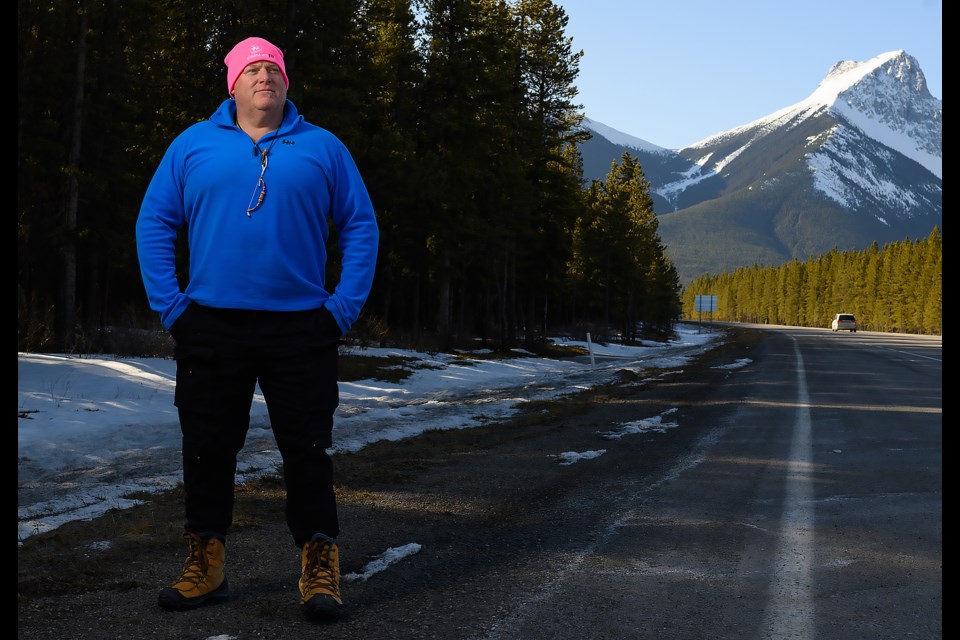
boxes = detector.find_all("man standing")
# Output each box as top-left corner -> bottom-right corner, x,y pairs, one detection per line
135,36 -> 379,621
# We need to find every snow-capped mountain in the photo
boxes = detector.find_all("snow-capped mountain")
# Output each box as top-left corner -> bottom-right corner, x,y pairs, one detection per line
580,117 -> 670,155
579,50 -> 942,284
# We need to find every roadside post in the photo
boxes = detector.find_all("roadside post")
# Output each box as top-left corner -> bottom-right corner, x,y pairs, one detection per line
695,294 -> 718,332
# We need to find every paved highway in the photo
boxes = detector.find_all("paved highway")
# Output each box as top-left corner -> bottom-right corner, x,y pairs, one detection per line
483,325 -> 942,640
17,325 -> 941,639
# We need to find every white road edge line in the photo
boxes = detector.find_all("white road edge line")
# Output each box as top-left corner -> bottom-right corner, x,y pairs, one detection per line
762,338 -> 815,640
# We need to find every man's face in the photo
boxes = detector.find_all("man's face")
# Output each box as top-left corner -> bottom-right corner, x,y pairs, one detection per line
233,61 -> 286,112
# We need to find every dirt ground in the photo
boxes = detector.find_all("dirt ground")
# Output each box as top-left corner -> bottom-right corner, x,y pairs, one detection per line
18,327 -> 757,640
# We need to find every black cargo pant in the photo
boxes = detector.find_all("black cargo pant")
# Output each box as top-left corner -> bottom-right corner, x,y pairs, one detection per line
170,302 -> 342,548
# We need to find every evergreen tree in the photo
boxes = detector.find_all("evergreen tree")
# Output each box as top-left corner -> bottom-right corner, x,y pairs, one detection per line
508,0 -> 587,344
680,231 -> 940,335
571,153 -> 674,340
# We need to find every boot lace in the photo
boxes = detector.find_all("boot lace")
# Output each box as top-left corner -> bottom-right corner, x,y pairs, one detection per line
176,532 -> 211,585
302,538 -> 340,596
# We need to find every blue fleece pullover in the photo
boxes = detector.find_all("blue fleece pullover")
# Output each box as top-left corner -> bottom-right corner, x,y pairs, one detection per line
136,99 -> 379,332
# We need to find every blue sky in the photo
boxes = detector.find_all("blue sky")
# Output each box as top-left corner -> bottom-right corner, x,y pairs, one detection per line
555,0 -> 943,150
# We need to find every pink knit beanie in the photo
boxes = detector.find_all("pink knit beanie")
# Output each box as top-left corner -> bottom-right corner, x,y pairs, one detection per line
224,37 -> 289,95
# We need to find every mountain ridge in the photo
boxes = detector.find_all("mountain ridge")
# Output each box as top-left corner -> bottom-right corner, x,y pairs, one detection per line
577,50 -> 942,284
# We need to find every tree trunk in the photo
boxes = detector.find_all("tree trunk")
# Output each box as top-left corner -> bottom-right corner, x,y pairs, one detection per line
436,250 -> 451,352
56,9 -> 88,351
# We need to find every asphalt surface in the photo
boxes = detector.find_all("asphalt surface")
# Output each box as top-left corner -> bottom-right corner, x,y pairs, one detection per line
17,326 -> 942,640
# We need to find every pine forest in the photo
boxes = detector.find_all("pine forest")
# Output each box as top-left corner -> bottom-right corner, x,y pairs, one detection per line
17,0 -> 941,356
682,228 -> 942,336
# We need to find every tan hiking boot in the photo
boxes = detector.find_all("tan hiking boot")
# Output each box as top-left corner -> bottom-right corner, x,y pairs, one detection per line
158,532 -> 230,611
299,533 -> 344,620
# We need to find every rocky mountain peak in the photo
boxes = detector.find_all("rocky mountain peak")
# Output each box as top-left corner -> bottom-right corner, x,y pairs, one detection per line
576,50 -> 941,283
820,51 -> 942,176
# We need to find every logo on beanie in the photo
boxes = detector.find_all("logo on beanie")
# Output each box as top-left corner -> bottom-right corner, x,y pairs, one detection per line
247,44 -> 275,61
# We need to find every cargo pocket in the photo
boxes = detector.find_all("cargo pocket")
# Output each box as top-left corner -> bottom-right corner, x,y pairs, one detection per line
173,343 -> 218,412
